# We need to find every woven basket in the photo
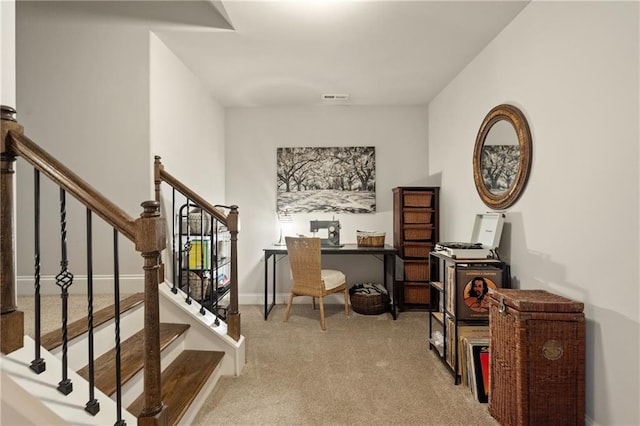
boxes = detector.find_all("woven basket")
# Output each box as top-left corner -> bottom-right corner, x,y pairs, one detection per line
356,230 -> 385,247
349,282 -> 389,315
180,271 -> 210,300
487,289 -> 585,425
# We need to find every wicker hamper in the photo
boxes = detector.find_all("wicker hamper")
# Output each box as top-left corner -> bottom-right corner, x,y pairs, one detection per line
349,283 -> 389,315
488,289 -> 585,426
356,231 -> 386,247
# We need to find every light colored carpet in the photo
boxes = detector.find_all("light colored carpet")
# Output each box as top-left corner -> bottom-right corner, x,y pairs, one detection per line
17,296 -> 498,425
192,304 -> 498,426
19,294 -> 120,338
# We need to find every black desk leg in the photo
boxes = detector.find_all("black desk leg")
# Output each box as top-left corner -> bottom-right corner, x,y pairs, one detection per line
391,254 -> 397,319
264,253 -> 269,320
264,253 -> 278,320
385,253 -> 397,320
271,254 -> 277,312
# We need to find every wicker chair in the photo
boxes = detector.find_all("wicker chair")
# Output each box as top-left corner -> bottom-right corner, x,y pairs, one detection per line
284,236 -> 349,330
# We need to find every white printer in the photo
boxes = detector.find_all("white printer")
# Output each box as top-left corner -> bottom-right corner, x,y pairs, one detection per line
435,213 -> 504,259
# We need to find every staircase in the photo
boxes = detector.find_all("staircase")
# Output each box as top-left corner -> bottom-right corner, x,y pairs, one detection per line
1,106 -> 244,425
2,286 -> 245,425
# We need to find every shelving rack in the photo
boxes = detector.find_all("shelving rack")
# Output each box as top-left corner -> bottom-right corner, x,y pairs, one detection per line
176,202 -> 232,320
392,186 -> 440,311
428,250 -> 509,383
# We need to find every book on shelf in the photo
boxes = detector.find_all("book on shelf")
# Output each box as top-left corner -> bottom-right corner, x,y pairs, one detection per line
456,266 -> 504,320
445,315 -> 455,368
216,273 -> 231,293
446,265 -> 455,314
461,337 -> 490,402
458,330 -> 489,387
188,240 -> 211,269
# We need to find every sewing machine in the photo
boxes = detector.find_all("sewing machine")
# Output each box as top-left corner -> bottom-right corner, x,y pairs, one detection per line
309,220 -> 342,247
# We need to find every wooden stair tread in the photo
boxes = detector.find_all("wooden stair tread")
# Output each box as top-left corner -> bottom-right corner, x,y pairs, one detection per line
127,350 -> 224,425
41,293 -> 145,351
76,323 -> 190,396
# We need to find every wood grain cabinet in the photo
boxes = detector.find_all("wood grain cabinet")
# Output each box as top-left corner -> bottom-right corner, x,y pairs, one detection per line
392,187 -> 439,310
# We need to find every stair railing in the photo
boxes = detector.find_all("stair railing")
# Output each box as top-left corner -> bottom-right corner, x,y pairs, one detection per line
1,106 -> 167,424
153,156 -> 241,341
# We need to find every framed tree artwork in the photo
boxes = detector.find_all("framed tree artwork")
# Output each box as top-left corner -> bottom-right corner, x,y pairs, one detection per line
277,146 -> 376,213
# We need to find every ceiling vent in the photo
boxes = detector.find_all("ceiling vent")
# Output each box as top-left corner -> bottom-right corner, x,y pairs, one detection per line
321,94 -> 349,101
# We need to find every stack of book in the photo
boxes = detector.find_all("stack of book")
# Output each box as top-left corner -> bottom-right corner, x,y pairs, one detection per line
188,240 -> 211,269
459,335 -> 490,403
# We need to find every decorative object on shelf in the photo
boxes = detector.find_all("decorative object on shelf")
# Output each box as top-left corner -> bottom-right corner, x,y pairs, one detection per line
455,266 -> 505,320
435,213 -> 504,260
356,230 -> 385,247
275,209 -> 293,246
349,282 -> 389,315
217,237 -> 230,259
276,146 -> 376,213
473,104 -> 532,210
180,270 -> 210,300
188,207 -> 211,234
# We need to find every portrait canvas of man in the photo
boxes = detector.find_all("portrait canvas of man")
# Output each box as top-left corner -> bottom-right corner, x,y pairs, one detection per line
456,267 -> 504,320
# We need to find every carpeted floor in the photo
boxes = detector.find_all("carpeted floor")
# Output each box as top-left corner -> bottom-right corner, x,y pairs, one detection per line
192,303 -> 498,426
18,296 -> 498,425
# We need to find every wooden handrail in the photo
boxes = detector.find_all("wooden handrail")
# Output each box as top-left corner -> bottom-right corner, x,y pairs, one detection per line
154,157 -> 227,225
6,130 -> 136,242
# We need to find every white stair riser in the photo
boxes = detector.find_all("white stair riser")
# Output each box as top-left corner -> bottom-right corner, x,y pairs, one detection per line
48,303 -> 144,371
159,284 -> 245,377
118,331 -> 187,408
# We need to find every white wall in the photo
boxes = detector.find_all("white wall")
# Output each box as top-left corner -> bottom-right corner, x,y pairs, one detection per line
1,0 -> 16,107
226,106 -> 432,303
428,2 -> 639,425
149,32 -> 226,283
15,3 -> 152,292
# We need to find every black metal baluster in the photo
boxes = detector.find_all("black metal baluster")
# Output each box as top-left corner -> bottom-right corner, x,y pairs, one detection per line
85,208 -> 99,415
199,208 -> 206,315
113,229 -> 125,426
30,169 -> 46,374
56,188 -> 73,395
212,218 -> 220,325
184,201 -> 192,305
171,189 -> 178,294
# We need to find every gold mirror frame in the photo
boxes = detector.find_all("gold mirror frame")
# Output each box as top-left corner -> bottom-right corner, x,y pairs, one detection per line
473,104 -> 532,210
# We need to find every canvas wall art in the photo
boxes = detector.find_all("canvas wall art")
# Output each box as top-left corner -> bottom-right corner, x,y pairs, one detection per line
277,146 -> 376,213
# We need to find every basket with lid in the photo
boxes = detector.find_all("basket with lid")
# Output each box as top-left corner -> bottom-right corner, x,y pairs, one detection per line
487,289 -> 585,426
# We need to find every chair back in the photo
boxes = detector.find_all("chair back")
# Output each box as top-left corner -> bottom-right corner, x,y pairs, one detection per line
285,236 -> 323,296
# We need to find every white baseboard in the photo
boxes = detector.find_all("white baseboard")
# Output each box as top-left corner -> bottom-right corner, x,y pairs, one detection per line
16,277 -> 344,306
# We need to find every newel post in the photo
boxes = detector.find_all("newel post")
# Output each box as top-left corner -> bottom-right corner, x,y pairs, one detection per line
1,105 -> 24,354
226,205 -> 241,341
135,200 -> 168,425
153,155 -> 165,284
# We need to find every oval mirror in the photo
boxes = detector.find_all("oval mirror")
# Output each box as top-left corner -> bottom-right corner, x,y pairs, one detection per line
473,104 -> 532,210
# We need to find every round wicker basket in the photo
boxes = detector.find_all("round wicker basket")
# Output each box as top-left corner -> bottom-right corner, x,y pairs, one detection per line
349,282 -> 389,315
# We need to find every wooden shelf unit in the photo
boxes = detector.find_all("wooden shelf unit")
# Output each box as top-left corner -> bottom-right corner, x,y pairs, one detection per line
392,187 -> 439,311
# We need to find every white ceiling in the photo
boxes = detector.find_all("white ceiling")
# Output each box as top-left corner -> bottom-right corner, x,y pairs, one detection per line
153,0 -> 530,108
26,0 -> 529,108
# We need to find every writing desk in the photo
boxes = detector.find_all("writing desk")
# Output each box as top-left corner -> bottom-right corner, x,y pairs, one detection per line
263,244 -> 398,320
